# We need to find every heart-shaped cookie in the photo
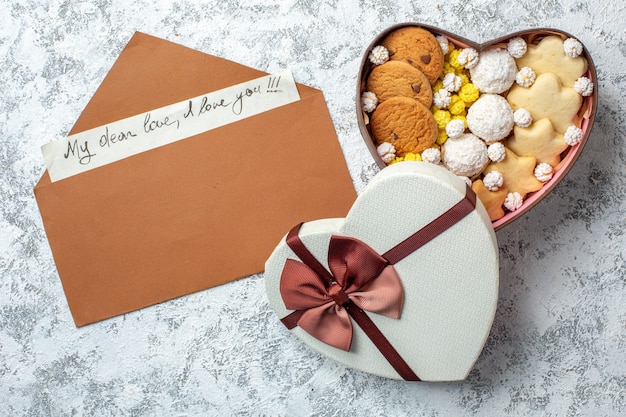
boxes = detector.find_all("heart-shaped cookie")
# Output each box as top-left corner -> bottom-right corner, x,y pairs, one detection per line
356,24 -> 597,230
265,162 -> 499,381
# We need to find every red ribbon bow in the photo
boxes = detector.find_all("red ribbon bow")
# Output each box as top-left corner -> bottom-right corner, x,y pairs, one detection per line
280,234 -> 403,351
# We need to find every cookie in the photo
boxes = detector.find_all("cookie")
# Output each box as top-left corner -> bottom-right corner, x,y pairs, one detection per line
441,133 -> 489,178
482,147 -> 543,198
370,96 -> 438,156
466,94 -> 514,142
506,72 -> 582,134
469,48 -> 517,94
472,179 -> 508,221
515,35 -> 588,87
367,60 -> 433,107
507,118 -> 569,167
381,27 -> 444,84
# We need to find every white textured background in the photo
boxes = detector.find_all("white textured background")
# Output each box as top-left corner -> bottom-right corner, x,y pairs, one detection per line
1,0 -> 625,416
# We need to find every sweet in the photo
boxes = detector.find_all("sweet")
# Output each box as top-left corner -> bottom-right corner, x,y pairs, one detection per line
574,76 -> 594,96
564,125 -> 584,146
456,84 -> 477,105
466,94 -> 515,142
381,26 -> 444,84
487,142 -> 506,162
442,72 -> 463,92
506,72 -> 582,134
433,88 -> 451,108
433,108 -> 452,130
458,48 -> 479,69
506,118 -> 568,167
367,60 -> 433,107
421,147 -> 441,164
436,35 -> 450,55
469,48 -> 517,94
515,66 -> 536,87
507,37 -> 527,58
448,95 -> 466,115
514,35 -> 587,87
563,37 -> 584,58
445,119 -> 466,138
361,91 -> 378,113
471,179 -> 508,221
377,142 -> 396,163
513,108 -> 532,128
483,147 -> 543,198
534,162 -> 554,182
441,133 -> 489,177
369,45 -> 390,65
483,170 -> 504,191
503,192 -> 523,211
370,96 -> 438,156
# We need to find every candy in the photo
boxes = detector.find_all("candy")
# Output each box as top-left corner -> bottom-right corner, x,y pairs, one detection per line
369,45 -> 389,65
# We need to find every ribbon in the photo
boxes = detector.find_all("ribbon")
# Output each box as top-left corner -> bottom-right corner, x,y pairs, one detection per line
279,184 -> 477,381
280,234 -> 404,352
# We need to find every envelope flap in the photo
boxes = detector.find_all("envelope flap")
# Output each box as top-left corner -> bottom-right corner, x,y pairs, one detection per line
70,32 -> 320,135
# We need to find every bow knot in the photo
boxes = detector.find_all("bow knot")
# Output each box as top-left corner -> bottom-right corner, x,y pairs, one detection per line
327,283 -> 350,306
279,234 -> 404,351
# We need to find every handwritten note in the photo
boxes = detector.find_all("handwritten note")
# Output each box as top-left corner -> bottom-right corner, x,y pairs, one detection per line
42,69 -> 300,182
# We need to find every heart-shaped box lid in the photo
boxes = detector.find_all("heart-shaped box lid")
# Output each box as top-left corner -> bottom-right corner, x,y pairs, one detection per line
356,24 -> 598,231
265,162 -> 499,381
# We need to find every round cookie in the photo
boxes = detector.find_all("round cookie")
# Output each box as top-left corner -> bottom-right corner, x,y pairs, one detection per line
381,27 -> 444,84
370,96 -> 437,156
469,48 -> 517,94
367,60 -> 433,107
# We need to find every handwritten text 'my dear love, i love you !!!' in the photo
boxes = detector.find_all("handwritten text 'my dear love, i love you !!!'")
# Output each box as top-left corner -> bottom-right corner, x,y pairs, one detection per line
62,77 -> 282,167
43,70 -> 298,182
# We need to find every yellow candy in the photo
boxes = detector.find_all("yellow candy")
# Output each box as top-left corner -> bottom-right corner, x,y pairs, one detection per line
458,73 -> 470,85
433,109 -> 451,130
448,49 -> 463,69
459,83 -> 480,103
404,152 -> 422,161
389,156 -> 405,164
436,130 -> 448,145
432,80 -> 445,94
446,42 -> 456,55
455,67 -> 467,76
431,143 -> 441,150
449,96 -> 466,115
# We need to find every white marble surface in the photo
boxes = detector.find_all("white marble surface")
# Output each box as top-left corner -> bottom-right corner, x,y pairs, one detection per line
1,0 -> 625,416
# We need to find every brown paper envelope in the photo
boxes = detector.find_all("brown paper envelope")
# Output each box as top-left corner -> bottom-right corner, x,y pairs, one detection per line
34,32 -> 357,326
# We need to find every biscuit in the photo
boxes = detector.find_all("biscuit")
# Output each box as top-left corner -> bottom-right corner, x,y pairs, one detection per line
515,35 -> 587,87
441,133 -> 489,178
472,179 -> 509,221
469,48 -> 517,94
466,94 -> 514,142
367,60 -> 433,107
381,27 -> 444,84
482,147 -> 543,198
370,96 -> 438,156
506,118 -> 569,167
506,72 -> 582,134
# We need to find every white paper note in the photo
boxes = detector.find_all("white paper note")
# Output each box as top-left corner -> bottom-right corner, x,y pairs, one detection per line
42,69 -> 300,182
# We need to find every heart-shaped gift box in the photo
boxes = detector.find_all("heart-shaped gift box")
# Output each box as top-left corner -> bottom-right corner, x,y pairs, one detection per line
265,162 -> 499,381
356,24 -> 597,230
